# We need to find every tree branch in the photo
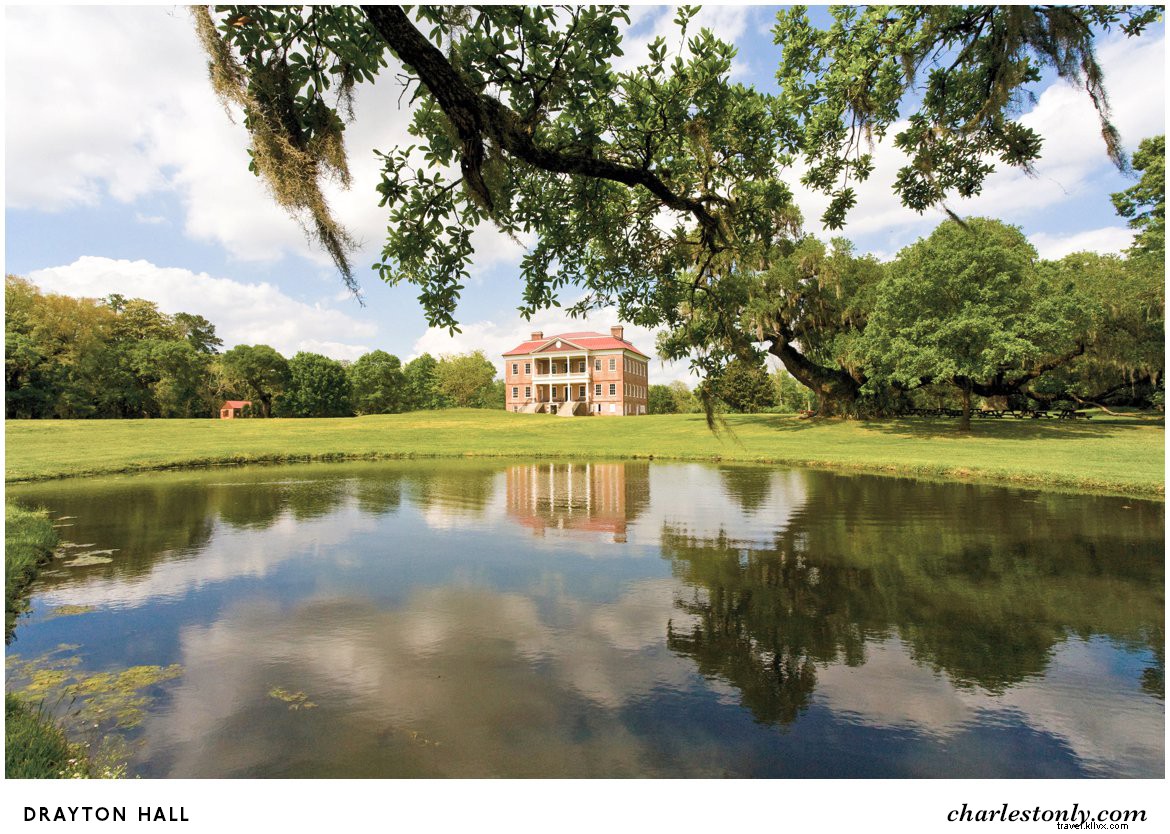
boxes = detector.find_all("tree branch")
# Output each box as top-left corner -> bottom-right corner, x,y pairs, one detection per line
359,5 -> 728,247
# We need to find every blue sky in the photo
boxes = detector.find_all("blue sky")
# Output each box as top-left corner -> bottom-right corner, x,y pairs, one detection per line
5,5 -> 1165,382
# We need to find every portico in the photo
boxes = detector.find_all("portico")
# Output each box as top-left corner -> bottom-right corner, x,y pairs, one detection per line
503,328 -> 650,416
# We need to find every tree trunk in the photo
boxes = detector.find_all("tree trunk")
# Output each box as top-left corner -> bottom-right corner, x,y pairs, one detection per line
767,340 -> 861,416
959,383 -> 972,432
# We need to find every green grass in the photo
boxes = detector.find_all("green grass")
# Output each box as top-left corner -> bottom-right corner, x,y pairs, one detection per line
5,409 -> 1163,497
5,505 -> 93,778
5,504 -> 58,640
5,694 -> 90,779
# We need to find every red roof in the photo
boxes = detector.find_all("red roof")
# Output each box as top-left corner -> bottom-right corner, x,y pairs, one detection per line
222,400 -> 252,409
503,331 -> 649,358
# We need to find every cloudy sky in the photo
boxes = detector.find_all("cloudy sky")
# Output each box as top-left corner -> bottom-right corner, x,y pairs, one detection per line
5,6 -> 1165,382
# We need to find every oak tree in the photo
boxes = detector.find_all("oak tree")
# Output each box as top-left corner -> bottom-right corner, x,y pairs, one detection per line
348,349 -> 406,414
277,351 -> 353,417
861,219 -> 1085,429
217,344 -> 290,417
194,5 -> 1158,400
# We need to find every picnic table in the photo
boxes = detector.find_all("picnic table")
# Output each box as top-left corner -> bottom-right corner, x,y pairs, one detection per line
903,406 -> 1090,420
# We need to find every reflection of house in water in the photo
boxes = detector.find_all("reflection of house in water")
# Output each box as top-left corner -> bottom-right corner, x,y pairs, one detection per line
505,462 -> 650,543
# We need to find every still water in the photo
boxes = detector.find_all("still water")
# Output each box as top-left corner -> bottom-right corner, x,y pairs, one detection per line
6,460 -> 1163,778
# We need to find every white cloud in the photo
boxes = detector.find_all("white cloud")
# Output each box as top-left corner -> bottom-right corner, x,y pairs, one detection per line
1030,226 -> 1135,260
614,5 -> 753,74
4,6 -> 420,275
5,7 -> 176,210
791,29 -> 1166,253
26,256 -> 376,361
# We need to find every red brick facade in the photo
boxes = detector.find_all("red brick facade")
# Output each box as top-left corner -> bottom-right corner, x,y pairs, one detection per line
503,327 -> 649,416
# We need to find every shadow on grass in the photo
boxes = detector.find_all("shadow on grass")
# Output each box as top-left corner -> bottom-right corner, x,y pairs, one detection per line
860,416 -> 1160,441
729,413 -> 1162,441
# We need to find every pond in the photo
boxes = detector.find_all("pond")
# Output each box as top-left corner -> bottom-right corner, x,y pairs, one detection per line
5,460 -> 1163,778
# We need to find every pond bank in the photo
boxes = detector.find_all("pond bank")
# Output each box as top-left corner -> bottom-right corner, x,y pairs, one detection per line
4,505 -> 92,778
4,410 -> 1164,498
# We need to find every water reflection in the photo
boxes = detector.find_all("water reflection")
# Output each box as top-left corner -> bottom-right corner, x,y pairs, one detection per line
506,462 -> 649,542
6,461 -> 1163,778
660,479 -> 1163,698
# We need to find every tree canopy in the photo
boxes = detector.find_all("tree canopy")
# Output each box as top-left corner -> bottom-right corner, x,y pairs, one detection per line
710,356 -> 777,413
277,352 -> 353,417
194,4 -> 1158,356
434,350 -> 498,408
5,277 -> 220,419
217,344 -> 290,418
348,349 -> 406,414
1112,134 -> 1165,267
862,218 -> 1085,427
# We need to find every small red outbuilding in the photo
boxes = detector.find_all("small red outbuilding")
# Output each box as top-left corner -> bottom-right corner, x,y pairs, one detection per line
219,400 -> 252,419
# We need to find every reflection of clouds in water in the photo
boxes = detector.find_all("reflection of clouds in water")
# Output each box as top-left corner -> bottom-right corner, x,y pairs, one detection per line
994,639 -> 1164,777
415,472 -> 508,531
36,507 -> 377,610
141,579 -> 704,776
633,465 -> 806,547
815,638 -> 1163,777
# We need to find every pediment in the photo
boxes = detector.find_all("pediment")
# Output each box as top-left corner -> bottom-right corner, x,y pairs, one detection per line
532,338 -> 588,353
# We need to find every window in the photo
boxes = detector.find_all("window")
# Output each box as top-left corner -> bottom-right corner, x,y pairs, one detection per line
511,387 -> 518,399
524,363 -> 531,375
594,384 -> 601,396
578,385 -> 586,399
578,361 -> 586,373
595,359 -> 601,370
609,383 -> 616,396
511,363 -> 518,376
525,386 -> 531,399
609,358 -> 616,371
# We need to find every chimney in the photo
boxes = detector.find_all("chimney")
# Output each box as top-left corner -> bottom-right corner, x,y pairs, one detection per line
530,330 -> 544,341
610,325 -> 624,341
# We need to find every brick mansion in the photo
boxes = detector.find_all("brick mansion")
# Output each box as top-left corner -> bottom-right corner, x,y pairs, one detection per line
503,326 -> 649,416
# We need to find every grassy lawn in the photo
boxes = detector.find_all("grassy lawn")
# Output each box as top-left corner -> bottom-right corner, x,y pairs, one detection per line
4,409 -> 1163,497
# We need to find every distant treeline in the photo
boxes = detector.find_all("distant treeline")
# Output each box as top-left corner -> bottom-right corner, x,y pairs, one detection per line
5,276 -> 502,419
